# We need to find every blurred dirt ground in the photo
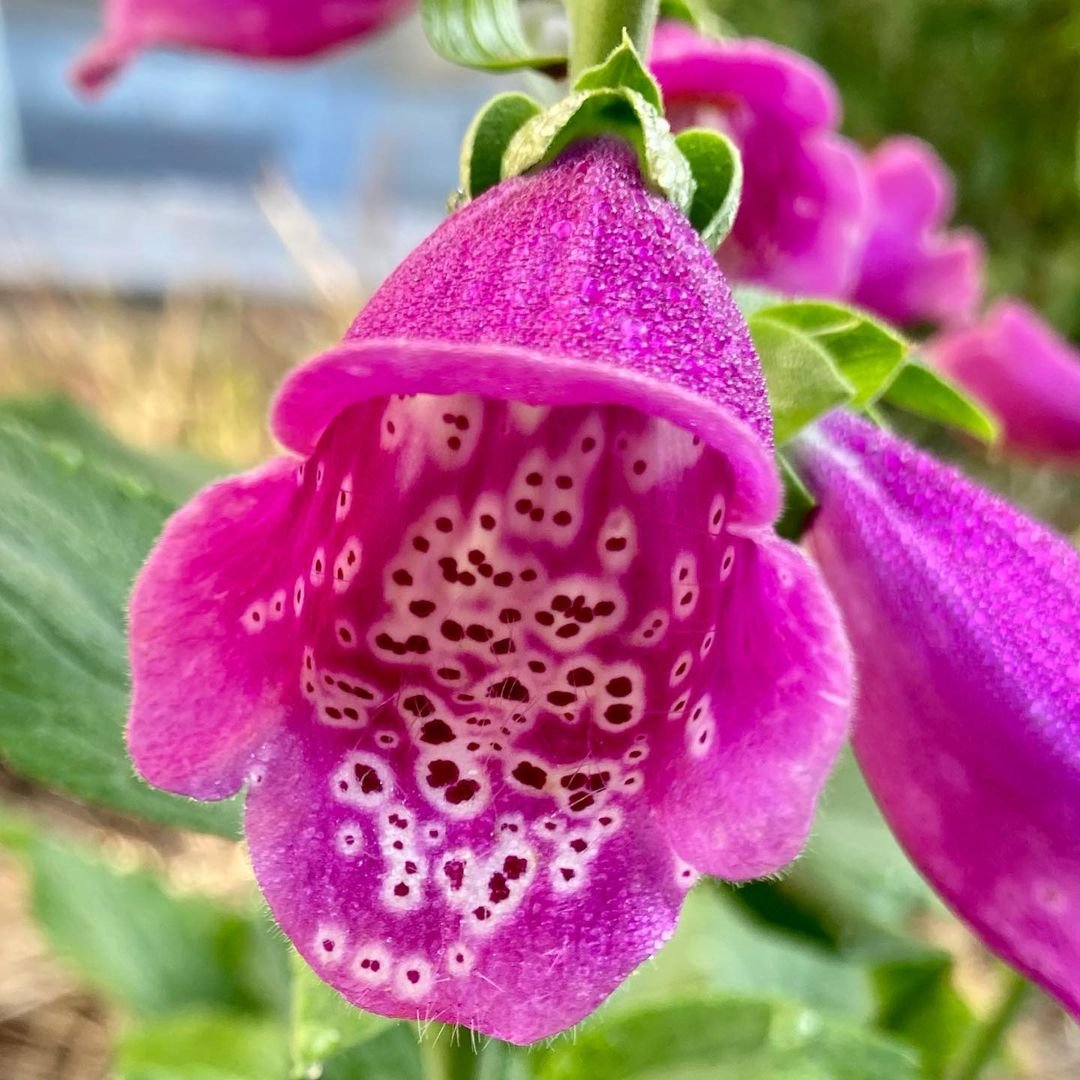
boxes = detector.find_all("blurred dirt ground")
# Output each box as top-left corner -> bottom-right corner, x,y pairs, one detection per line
0,289 -> 1078,1078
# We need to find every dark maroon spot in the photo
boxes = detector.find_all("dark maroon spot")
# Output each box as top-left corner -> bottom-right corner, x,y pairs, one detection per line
467,741 -> 480,752
420,718 -> 455,745
568,792 -> 595,812
529,508 -> 544,522
437,667 -> 461,680
441,619 -> 464,641
606,676 -> 633,697
526,472 -> 543,486
466,624 -> 493,643
448,436 -> 462,450
676,663 -> 688,676
251,610 -> 261,623
678,566 -> 689,581
403,694 -> 435,717
456,416 -> 469,431
492,638 -> 516,656
458,572 -> 477,586
498,607 -> 522,624
556,624 -> 580,639
435,517 -> 453,533
442,412 -> 454,423
515,498 -> 532,514
488,873 -> 511,903
503,855 -> 528,879
389,812 -> 409,829
547,690 -> 576,708
370,960 -> 381,972
444,860 -> 465,890
528,660 -> 547,674
386,421 -> 396,434
473,907 -> 491,921
325,706 -> 342,720
343,707 -> 359,721
338,626 -> 352,643
427,759 -> 460,787
512,761 -> 548,789
314,558 -> 323,572
478,563 -> 494,578
446,779 -> 481,804
322,938 -> 334,951
409,599 -> 436,618
413,535 -> 430,552
394,882 -> 410,897
680,591 -> 694,606
561,771 -> 588,791
632,459 -> 647,475
338,780 -> 348,792
535,611 -> 555,627
605,537 -> 627,552
560,867 -> 576,881
468,549 -> 485,565
553,510 -> 572,527
492,571 -> 514,588
392,568 -> 413,586
555,475 -> 573,489
569,838 -> 588,854
581,436 -> 596,452
551,594 -> 571,612
617,437 -> 628,450
353,763 -> 383,794
520,568 -> 538,582
406,634 -> 431,654
594,600 -> 616,617
605,703 -> 634,725
407,969 -> 421,984
567,667 -> 594,687
480,513 -> 496,530
404,860 -> 418,874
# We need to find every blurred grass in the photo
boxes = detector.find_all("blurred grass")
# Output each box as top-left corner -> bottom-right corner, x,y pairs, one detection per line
720,0 -> 1080,341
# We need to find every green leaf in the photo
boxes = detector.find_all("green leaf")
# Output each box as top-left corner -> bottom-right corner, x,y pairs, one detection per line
0,419 -> 240,834
117,1012 -> 289,1080
320,1025 -> 423,1080
748,313 -> 856,444
881,361 -> 1000,444
532,998 -> 920,1080
675,128 -> 744,250
1,820 -> 286,1018
420,0 -> 564,73
659,0 -> 729,36
752,302 -> 910,408
775,453 -> 817,541
573,30 -> 663,111
289,950 -> 392,1075
459,92 -> 542,199
732,284 -> 787,319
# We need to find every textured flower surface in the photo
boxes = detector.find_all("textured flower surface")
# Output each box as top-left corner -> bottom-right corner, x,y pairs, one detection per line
650,22 -> 868,298
127,141 -> 852,1043
928,299 -> 1080,461
853,136 -> 984,328
72,0 -> 413,95
793,411 -> 1080,1017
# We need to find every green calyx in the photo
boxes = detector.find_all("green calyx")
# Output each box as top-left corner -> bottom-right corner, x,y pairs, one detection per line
456,33 -> 743,253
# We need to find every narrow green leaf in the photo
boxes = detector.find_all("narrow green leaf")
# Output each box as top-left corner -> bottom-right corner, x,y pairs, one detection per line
0,419 -> 239,834
117,1012 -> 289,1080
659,0 -> 729,36
675,128 -> 743,250
775,454 -> 817,541
460,92 -> 542,199
748,313 -> 856,444
420,0 -> 564,73
320,1025 -> 423,1080
532,997 -> 920,1080
289,950 -> 391,1076
882,361 -> 1000,444
573,30 -> 663,111
753,301 -> 910,408
1,820 -> 286,1018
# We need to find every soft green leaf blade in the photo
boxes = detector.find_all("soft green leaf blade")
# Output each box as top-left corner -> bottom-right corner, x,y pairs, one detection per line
573,31 -> 663,111
732,284 -> 787,320
748,313 -> 856,443
420,0 -> 564,73
675,128 -> 743,250
0,419 -> 239,834
460,92 -> 542,198
117,1012 -> 289,1080
290,950 -> 392,1075
882,361 -> 1000,443
659,0 -> 729,36
532,997 -> 920,1080
754,301 -> 910,408
320,1025 -> 423,1080
1,822 -> 285,1018
775,453 -> 817,541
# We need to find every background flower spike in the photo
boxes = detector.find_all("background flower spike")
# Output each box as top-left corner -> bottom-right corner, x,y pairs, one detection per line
792,410 -> 1080,1017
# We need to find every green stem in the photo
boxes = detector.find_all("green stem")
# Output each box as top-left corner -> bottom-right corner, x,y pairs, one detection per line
419,1024 -> 482,1080
944,970 -> 1031,1080
566,0 -> 661,81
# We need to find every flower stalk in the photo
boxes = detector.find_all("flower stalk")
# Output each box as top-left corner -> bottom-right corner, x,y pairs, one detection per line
944,971 -> 1031,1080
566,0 -> 660,80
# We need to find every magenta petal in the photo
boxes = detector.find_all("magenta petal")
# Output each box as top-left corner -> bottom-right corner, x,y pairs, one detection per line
650,23 -> 871,298
793,411 -> 1080,1016
853,137 -> 985,327
653,538 -> 852,880
928,299 -> 1080,461
72,0 -> 413,94
128,458 -> 301,799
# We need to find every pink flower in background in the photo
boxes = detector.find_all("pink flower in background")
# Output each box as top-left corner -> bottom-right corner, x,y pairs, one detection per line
928,299 -> 1080,461
793,411 -> 1080,1016
650,21 -> 869,299
853,136 -> 985,327
126,142 -> 852,1043
72,0 -> 414,95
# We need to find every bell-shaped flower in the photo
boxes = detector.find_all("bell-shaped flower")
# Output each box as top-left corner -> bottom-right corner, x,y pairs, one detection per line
126,141 -> 852,1043
650,21 -> 869,299
927,299 -> 1080,461
73,0 -> 414,95
792,411 -> 1080,1017
852,136 -> 985,328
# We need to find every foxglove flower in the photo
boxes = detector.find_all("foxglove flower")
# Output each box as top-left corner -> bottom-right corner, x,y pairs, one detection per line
73,0 -> 414,95
650,22 -> 869,298
127,141 -> 852,1043
793,412 -> 1080,1016
853,137 -> 985,328
928,299 -> 1080,461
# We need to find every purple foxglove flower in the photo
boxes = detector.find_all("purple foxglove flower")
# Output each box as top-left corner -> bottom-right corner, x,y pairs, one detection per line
793,411 -> 1080,1016
928,299 -> 1080,461
72,0 -> 414,95
127,141 -> 852,1042
650,22 -> 869,299
853,136 -> 985,328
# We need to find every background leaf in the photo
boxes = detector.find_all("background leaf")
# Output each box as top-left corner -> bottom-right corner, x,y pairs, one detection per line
421,0 -> 565,73
460,92 -> 542,199
882,362 -> 999,444
676,128 -> 744,250
0,406 -> 238,834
